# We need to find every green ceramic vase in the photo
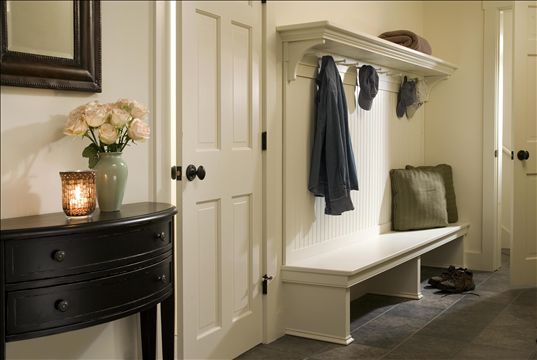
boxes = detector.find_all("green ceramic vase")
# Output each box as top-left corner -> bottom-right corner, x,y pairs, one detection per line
94,152 -> 128,212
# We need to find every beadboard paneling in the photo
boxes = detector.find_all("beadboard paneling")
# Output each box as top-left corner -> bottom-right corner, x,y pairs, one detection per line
284,64 -> 425,263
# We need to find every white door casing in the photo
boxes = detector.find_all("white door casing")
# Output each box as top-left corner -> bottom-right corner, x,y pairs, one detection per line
177,1 -> 263,359
511,1 -> 537,287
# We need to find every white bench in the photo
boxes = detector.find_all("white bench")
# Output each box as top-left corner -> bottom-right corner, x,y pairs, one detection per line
281,224 -> 470,345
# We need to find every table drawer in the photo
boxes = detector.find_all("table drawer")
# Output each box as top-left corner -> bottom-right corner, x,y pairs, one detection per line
6,255 -> 172,335
4,219 -> 172,282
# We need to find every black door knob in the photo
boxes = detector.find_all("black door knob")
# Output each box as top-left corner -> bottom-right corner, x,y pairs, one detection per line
197,166 -> 206,180
517,150 -> 530,161
171,165 -> 181,180
186,165 -> 206,181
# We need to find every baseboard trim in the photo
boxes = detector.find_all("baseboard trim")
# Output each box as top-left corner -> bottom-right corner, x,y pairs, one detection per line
285,328 -> 353,345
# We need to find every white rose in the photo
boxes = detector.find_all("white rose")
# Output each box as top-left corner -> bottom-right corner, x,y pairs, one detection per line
84,102 -> 108,127
130,100 -> 149,119
109,108 -> 131,128
64,116 -> 88,136
128,118 -> 150,141
99,123 -> 118,145
115,98 -> 131,111
64,106 -> 88,136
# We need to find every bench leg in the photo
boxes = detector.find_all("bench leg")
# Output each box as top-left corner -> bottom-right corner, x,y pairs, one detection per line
366,258 -> 423,299
284,282 -> 353,345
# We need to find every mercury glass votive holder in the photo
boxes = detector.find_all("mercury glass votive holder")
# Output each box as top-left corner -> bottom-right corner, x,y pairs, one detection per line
60,171 -> 97,217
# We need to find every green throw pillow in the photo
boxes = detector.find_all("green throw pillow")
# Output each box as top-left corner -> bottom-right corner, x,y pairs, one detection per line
390,169 -> 448,231
406,164 -> 458,223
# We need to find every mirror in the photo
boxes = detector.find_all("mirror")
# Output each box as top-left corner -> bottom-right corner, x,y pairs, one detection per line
7,1 -> 74,59
0,0 -> 101,92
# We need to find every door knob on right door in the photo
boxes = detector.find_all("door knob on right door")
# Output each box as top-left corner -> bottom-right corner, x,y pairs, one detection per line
186,165 -> 206,181
517,150 -> 530,161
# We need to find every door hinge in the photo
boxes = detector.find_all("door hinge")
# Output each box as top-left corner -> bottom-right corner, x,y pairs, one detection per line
262,131 -> 267,151
261,0 -> 267,4
171,166 -> 182,181
511,151 -> 514,160
262,274 -> 273,295
494,150 -> 498,158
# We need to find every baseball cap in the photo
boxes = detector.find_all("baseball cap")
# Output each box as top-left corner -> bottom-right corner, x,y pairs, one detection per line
358,65 -> 379,111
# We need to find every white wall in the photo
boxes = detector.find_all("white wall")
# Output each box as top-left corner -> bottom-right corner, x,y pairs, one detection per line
1,1 -> 155,358
264,0 -> 427,342
423,1 -> 487,269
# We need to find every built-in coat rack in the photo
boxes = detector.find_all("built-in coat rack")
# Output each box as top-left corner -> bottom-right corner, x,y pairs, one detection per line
277,21 -> 458,82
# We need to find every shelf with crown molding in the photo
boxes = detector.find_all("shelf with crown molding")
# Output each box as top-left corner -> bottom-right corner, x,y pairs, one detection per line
277,21 -> 458,82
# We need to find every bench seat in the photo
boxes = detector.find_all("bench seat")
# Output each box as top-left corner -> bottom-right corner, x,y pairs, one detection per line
282,223 -> 470,345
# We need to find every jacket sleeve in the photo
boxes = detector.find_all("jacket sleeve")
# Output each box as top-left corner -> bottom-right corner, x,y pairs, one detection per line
308,82 -> 327,197
323,78 -> 355,214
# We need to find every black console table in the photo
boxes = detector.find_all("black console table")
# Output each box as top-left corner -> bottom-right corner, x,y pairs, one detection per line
0,202 -> 177,360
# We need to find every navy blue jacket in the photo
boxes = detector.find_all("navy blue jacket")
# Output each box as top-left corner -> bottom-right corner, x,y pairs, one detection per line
308,56 -> 359,215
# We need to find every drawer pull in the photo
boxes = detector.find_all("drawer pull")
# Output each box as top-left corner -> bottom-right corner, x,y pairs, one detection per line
53,250 -> 66,262
155,232 -> 166,241
55,300 -> 69,312
157,274 -> 167,283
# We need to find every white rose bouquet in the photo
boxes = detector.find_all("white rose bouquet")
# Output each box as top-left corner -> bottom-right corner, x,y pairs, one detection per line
64,99 -> 150,168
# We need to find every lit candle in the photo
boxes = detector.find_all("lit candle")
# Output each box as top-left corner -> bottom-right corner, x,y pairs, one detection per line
60,171 -> 96,217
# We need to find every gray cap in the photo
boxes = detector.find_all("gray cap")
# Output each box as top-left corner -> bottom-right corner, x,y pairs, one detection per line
358,65 -> 379,111
396,76 -> 417,118
406,79 -> 430,118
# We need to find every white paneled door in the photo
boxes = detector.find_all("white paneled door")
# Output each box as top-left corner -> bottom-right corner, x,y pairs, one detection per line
511,1 -> 537,287
177,1 -> 263,359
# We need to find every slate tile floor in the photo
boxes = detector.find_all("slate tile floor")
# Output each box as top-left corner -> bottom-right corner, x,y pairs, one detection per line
238,253 -> 537,359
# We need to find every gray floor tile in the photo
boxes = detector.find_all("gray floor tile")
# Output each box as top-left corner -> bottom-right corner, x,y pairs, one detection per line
457,343 -> 534,360
478,276 -> 513,292
409,291 -> 464,309
415,320 -> 484,343
387,302 -> 442,322
236,346 -> 302,360
513,288 -> 537,307
308,343 -> 387,360
501,304 -> 537,325
382,334 -> 466,359
472,323 -> 537,353
459,288 -> 521,305
472,270 -> 494,285
490,306 -> 537,328
351,314 -> 422,349
442,298 -> 506,322
350,294 -> 406,330
260,335 -> 336,358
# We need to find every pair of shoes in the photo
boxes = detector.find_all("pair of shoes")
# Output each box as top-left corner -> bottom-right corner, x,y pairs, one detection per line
428,266 -> 476,293
436,268 -> 475,293
427,265 -> 457,287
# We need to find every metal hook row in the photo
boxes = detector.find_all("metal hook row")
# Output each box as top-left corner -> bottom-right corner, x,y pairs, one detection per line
313,52 -> 402,76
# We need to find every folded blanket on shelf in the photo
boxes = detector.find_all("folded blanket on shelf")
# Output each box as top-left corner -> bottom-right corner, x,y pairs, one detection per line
379,30 -> 432,55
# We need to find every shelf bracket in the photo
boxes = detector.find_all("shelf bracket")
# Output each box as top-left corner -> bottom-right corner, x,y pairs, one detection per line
423,75 -> 449,90
283,38 -> 325,81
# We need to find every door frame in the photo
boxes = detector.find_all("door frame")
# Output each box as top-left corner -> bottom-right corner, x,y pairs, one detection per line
482,0 -> 514,272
